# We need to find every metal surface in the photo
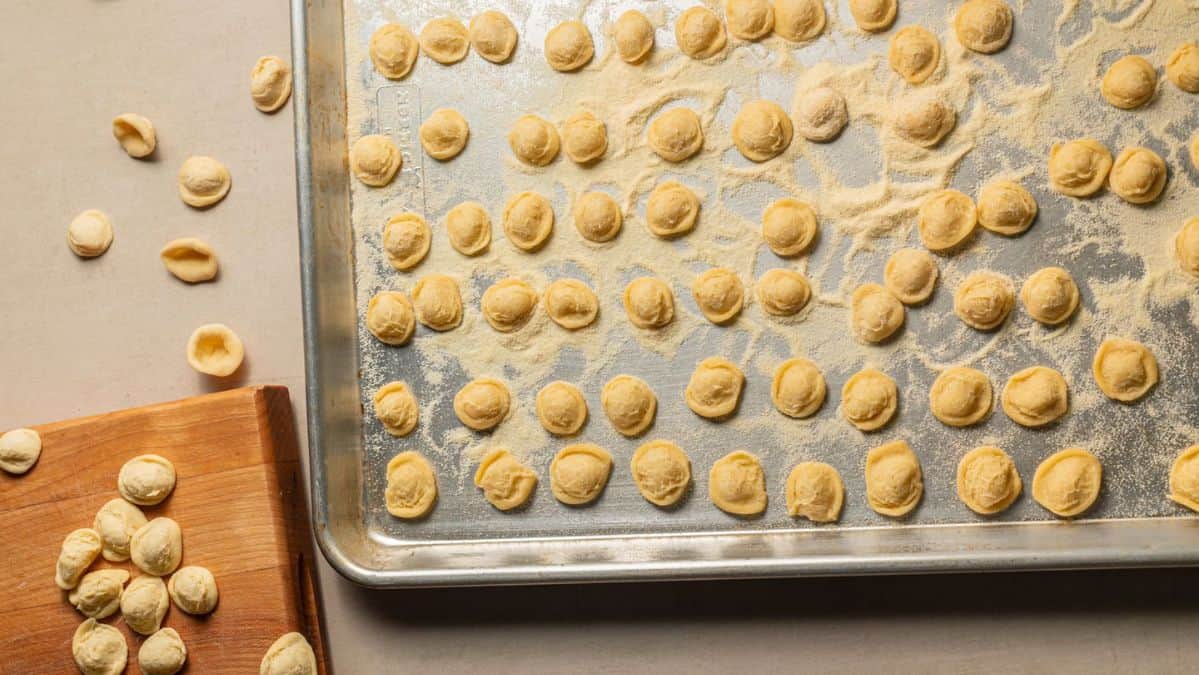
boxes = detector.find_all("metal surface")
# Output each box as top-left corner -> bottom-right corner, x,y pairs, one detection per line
294,0 -> 1199,587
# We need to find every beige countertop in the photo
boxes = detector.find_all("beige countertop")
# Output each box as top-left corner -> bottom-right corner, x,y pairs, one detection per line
2,2 -> 1197,673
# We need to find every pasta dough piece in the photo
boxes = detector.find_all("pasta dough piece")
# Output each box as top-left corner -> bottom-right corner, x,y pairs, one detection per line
250,55 -> 292,112
977,180 -> 1037,236
756,268 -> 811,316
918,189 -> 977,251
953,270 -> 1014,331
692,268 -> 744,324
848,0 -> 896,33
1109,146 -> 1167,204
508,115 -> 560,166
120,575 -> 169,635
614,10 -> 655,63
139,628 -> 187,675
1092,337 -> 1158,402
261,633 -> 318,675
793,87 -> 848,142
543,279 -> 599,330
1020,266 -> 1079,326
732,100 -> 793,161
1002,366 -> 1068,427
850,283 -> 905,344
841,368 -> 898,431
865,440 -> 923,517
709,451 -> 767,516
382,212 -> 431,271
160,238 -> 218,283
889,26 -> 940,84
1176,217 -> 1199,277
929,367 -> 993,427
601,375 -> 657,436
631,440 -> 692,506
167,565 -> 218,615
131,518 -> 183,576
372,381 -> 418,437
469,11 -> 518,63
56,528 -> 102,590
883,248 -> 938,305
481,278 -> 538,332
773,0 -> 825,42
445,201 -> 491,256
771,357 -> 826,418
1167,43 -> 1199,92
73,618 -> 127,675
536,381 -> 588,435
685,357 -> 745,419
454,378 -> 511,431
502,191 -> 554,250
186,323 -> 244,377
111,113 -> 156,158
1169,445 -> 1199,512
1101,55 -> 1157,109
762,198 -> 817,256
419,17 -> 469,64
953,0 -> 1013,54
675,6 -> 727,59
0,427 -> 41,475
891,95 -> 956,148
67,210 -> 114,258
70,569 -> 130,619
412,274 -> 462,330
785,462 -> 844,523
544,20 -> 594,71
623,277 -> 675,329
384,451 -> 438,519
550,444 -> 613,505
646,181 -> 700,238
369,23 -> 419,79
178,155 -> 231,207
561,111 -> 607,164
419,108 -> 469,160
573,191 -> 622,242
365,291 -> 415,346
349,135 -> 401,187
726,0 -> 774,40
956,446 -> 1021,515
474,449 -> 538,511
119,454 -> 176,506
1032,448 -> 1102,518
648,108 -> 704,162
1048,138 -> 1112,197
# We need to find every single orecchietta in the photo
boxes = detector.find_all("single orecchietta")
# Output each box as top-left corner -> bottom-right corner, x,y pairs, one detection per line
953,0 -> 1014,54
1101,54 -> 1157,109
453,377 -> 512,431
957,446 -> 1022,515
630,440 -> 692,507
1002,365 -> 1069,427
177,156 -> 232,208
365,290 -> 415,346
381,212 -> 431,272
473,449 -> 538,511
67,210 -> 114,258
69,569 -> 130,619
601,374 -> 657,436
691,267 -> 744,324
684,357 -> 745,419
0,427 -> 42,475
56,528 -> 103,590
419,17 -> 470,65
469,10 -> 518,64
167,565 -> 219,615
118,454 -> 177,506
1048,138 -> 1113,197
120,575 -> 170,635
372,381 -> 418,437
864,440 -> 923,518
1032,448 -> 1102,518
725,0 -> 774,42
756,269 -> 811,316
646,180 -> 700,238
613,10 -> 654,63
261,632 -> 318,675
445,201 -> 492,255
139,627 -> 187,675
785,461 -> 844,523
773,0 -> 826,42
929,367 -> 993,427
130,517 -> 183,577
841,368 -> 899,432
543,279 -> 600,330
648,108 -> 704,162
160,238 -> 218,283
771,357 -> 826,418
411,274 -> 463,331
709,450 -> 767,517
536,381 -> 589,435
675,6 -> 727,59
384,451 -> 438,519
72,618 -> 127,675
502,190 -> 555,250
1092,337 -> 1159,402
560,110 -> 607,164
418,108 -> 470,160
761,198 -> 817,256
111,113 -> 156,158
550,444 -> 613,506
623,276 -> 675,329
250,55 -> 293,112
369,23 -> 419,79
94,498 -> 147,561
851,283 -> 905,344
572,191 -> 622,243
481,277 -> 539,332
186,323 -> 245,377
544,20 -> 594,72
349,134 -> 401,187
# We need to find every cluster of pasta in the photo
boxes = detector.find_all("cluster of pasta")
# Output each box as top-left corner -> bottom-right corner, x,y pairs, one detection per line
355,2 -> 1199,523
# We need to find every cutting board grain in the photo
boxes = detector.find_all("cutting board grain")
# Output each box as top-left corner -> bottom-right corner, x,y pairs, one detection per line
0,386 -> 327,674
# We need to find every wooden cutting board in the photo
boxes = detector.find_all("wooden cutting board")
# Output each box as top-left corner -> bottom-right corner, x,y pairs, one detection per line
0,386 -> 327,673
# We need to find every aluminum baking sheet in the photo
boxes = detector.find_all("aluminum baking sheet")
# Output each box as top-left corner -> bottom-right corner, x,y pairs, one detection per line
294,0 -> 1199,587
